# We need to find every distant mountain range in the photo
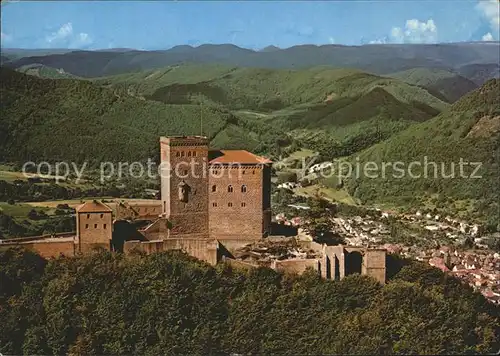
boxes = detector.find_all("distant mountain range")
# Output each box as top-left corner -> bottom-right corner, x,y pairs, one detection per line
2,43 -> 499,83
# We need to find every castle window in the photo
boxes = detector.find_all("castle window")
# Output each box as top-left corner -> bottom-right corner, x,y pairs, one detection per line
100,214 -> 103,218
104,224 -> 107,229
241,202 -> 246,207
181,151 -> 185,157
187,151 -> 192,157
87,214 -> 90,219
228,202 -> 233,207
212,185 -> 217,192
176,152 -> 180,157
85,224 -> 89,229
241,185 -> 247,193
228,185 -> 233,193
252,170 -> 255,175
94,224 -> 98,228
212,202 -> 217,207
193,151 -> 197,157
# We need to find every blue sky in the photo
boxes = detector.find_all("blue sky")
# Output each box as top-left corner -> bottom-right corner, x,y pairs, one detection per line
1,1 -> 499,50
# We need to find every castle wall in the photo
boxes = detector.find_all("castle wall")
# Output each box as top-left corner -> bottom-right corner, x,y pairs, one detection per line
272,259 -> 320,275
208,165 -> 265,240
0,239 -> 76,259
160,136 -> 209,238
115,201 -> 162,221
123,238 -> 219,265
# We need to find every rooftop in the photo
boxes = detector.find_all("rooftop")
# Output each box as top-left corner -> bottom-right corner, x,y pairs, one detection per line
76,201 -> 113,213
209,150 -> 272,165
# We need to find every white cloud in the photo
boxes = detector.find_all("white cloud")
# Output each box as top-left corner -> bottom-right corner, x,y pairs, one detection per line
328,36 -> 335,44
476,0 -> 500,31
482,32 -> 495,41
45,22 -> 74,44
76,33 -> 92,46
390,19 -> 438,43
44,22 -> 93,48
369,38 -> 387,44
1,32 -> 13,43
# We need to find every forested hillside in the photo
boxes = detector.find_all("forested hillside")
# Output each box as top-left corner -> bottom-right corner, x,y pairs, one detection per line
343,79 -> 500,227
1,249 -> 498,355
0,65 -> 451,165
389,68 -> 479,103
0,68 -> 285,163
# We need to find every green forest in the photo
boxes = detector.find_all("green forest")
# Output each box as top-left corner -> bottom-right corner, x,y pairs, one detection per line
1,248 -> 499,355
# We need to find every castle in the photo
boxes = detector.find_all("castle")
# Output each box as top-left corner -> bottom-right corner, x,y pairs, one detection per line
1,136 -> 386,283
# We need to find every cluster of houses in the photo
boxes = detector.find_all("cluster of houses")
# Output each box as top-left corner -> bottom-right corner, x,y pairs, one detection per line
272,181 -> 500,303
384,243 -> 500,304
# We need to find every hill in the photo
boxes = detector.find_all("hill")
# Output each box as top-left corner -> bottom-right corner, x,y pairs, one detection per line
457,63 -> 500,85
0,68 -> 285,164
96,65 -> 449,111
1,64 -> 451,166
95,64 -> 448,156
338,79 -> 500,226
389,68 -> 478,103
3,42 -> 499,78
0,249 -> 498,355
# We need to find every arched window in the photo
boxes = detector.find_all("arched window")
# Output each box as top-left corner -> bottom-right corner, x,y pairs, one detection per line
181,151 -> 185,157
193,151 -> 197,157
241,185 -> 247,193
228,202 -> 233,207
241,202 -> 246,207
212,202 -> 217,207
176,152 -> 180,157
212,185 -> 217,192
228,185 -> 233,193
187,151 -> 192,157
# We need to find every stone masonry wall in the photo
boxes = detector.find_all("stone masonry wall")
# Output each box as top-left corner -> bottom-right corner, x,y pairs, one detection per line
272,259 -> 320,275
362,249 -> 386,284
160,137 -> 209,238
76,211 -> 113,252
0,240 -> 76,258
124,238 -> 219,265
208,165 -> 264,240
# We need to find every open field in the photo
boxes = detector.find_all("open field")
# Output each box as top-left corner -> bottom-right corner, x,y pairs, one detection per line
0,202 -> 50,217
295,185 -> 358,205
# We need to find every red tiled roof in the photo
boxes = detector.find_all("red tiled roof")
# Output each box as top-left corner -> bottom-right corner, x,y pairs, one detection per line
209,150 -> 272,165
76,201 -> 113,213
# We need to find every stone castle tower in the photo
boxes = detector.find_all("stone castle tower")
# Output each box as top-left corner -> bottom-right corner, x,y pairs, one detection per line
160,136 -> 209,239
76,201 -> 113,253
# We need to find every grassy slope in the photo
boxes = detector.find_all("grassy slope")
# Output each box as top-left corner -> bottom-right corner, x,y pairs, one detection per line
390,67 -> 478,103
340,79 -> 500,224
